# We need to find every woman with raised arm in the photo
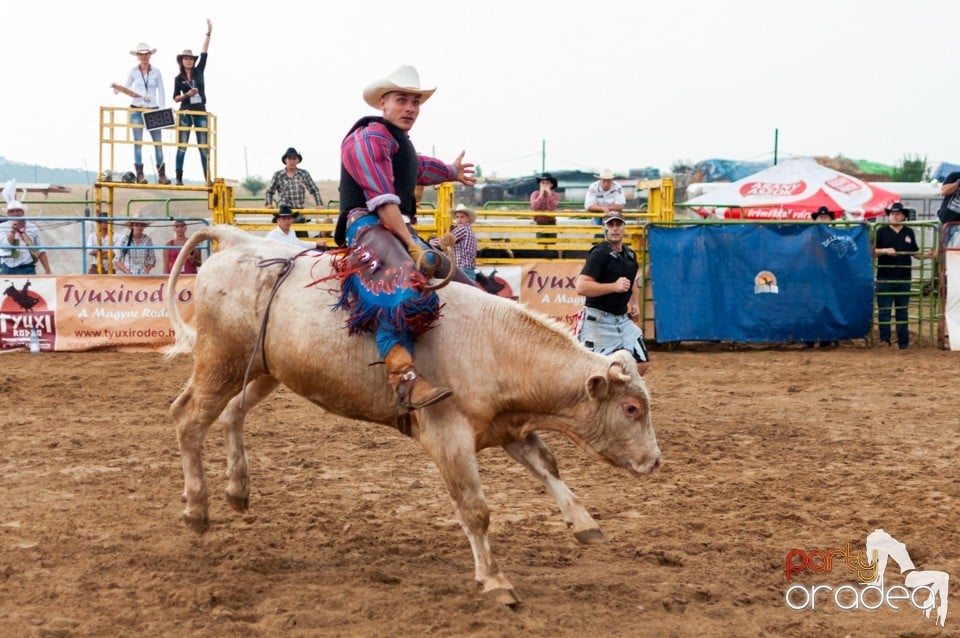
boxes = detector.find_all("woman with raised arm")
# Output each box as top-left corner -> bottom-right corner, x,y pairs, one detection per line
172,19 -> 213,185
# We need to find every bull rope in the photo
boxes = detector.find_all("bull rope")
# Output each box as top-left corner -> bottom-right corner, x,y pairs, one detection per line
240,249 -> 316,408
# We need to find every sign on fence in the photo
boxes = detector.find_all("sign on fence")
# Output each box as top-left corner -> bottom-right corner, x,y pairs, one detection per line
0,276 -> 195,352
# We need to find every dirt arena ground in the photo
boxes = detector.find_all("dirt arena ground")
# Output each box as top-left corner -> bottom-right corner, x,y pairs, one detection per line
1,345 -> 958,637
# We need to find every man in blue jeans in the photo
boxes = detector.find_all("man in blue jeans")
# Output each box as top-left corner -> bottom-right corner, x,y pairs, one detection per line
874,203 -> 917,349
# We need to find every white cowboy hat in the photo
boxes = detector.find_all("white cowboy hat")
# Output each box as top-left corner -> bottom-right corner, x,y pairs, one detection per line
5,200 -> 26,213
596,168 -> 617,180
454,203 -> 477,224
363,65 -> 436,108
130,42 -> 157,56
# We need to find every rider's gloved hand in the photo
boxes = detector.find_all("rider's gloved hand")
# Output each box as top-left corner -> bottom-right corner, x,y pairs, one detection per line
406,242 -> 439,277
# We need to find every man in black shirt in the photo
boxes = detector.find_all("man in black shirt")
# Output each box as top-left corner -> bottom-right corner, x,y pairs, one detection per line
937,171 -> 960,247
874,203 -> 918,349
574,210 -> 650,375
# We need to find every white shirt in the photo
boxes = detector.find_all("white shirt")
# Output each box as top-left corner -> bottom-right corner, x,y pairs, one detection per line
124,64 -> 166,109
584,180 -> 626,209
0,220 -> 44,267
265,226 -> 307,247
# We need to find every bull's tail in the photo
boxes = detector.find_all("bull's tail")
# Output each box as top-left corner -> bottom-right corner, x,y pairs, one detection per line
165,224 -> 253,358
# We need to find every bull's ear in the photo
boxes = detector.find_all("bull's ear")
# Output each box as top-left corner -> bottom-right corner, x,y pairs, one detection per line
586,374 -> 609,400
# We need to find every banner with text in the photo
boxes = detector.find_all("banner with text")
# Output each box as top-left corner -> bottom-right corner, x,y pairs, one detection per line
0,276 -> 196,352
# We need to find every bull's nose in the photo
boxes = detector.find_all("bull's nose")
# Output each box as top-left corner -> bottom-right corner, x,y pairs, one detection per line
650,455 -> 661,473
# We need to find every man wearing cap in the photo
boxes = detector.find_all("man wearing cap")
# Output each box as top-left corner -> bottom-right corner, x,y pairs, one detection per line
0,200 -> 51,275
874,202 -> 918,349
585,169 -> 626,226
574,210 -> 649,375
333,65 -> 476,415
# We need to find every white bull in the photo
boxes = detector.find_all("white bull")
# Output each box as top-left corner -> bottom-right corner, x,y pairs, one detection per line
165,225 -> 660,605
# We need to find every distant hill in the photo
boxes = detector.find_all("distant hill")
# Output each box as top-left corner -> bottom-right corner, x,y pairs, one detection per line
0,156 -> 95,185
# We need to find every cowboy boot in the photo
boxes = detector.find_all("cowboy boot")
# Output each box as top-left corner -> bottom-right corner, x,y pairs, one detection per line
157,164 -> 172,185
175,170 -> 183,186
134,164 -> 147,185
384,344 -> 452,412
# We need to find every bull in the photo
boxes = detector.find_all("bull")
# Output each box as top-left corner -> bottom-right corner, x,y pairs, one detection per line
165,225 -> 660,605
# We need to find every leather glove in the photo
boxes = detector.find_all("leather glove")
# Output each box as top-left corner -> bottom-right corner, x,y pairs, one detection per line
407,243 -> 438,278
438,232 -> 456,251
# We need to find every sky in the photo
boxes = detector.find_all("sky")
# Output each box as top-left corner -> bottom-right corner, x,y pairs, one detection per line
2,0 -> 957,184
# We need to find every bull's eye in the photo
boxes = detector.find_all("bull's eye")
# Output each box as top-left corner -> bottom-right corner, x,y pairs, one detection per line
622,401 -> 641,418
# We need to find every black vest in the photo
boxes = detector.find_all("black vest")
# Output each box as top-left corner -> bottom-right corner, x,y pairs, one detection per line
335,116 -> 418,246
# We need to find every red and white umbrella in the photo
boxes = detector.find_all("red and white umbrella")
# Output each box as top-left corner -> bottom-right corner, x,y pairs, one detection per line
682,157 -> 900,221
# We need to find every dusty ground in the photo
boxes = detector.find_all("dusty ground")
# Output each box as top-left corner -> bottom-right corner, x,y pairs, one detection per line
1,345 -> 958,637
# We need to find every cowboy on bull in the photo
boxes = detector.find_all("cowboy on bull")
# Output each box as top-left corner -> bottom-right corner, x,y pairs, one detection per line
333,65 -> 477,413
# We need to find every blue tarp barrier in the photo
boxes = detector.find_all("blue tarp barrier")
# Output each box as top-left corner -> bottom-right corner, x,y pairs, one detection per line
648,224 -> 874,343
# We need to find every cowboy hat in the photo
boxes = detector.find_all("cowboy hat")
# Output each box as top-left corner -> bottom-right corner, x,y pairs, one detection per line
884,202 -> 911,216
5,200 -> 26,213
362,65 -> 436,109
602,211 -> 626,225
177,49 -> 199,63
281,147 -> 302,163
596,168 -> 617,180
272,204 -> 305,224
130,42 -> 157,56
537,173 -> 559,189
454,203 -> 477,224
811,206 -> 835,220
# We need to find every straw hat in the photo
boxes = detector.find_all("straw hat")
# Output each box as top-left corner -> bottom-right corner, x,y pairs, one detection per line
177,49 -> 199,63
454,203 -> 477,224
596,168 -> 617,180
130,42 -> 157,56
363,65 -> 436,108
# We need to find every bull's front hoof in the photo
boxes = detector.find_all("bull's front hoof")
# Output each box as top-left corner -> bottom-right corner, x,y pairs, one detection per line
225,491 -> 249,513
181,511 -> 209,535
574,528 -> 606,545
484,587 -> 521,608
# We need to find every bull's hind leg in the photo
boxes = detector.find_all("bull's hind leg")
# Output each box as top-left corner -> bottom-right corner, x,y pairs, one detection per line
169,372 -> 245,534
503,433 -> 604,545
218,376 -> 280,512
418,416 -> 520,607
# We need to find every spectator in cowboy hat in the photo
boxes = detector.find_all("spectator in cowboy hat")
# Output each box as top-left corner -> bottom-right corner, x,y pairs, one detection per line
531,173 -> 560,225
585,168 -> 626,226
172,18 -> 214,186
430,203 -> 478,281
264,146 -> 323,238
874,201 -> 918,349
884,201 -> 915,221
113,214 -> 156,275
265,204 -> 326,250
264,146 -> 324,211
112,42 -> 171,185
811,206 -> 836,221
